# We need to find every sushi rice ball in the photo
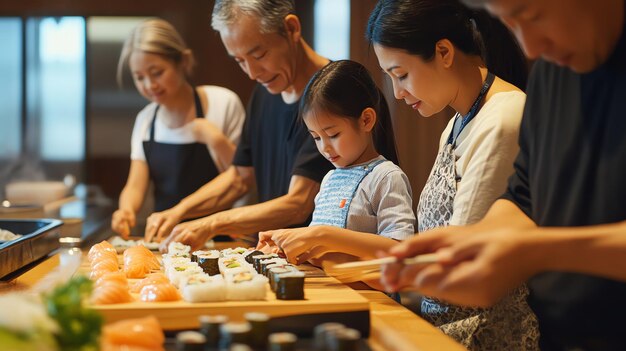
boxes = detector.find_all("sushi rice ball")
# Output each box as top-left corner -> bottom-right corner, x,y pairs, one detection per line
180,273 -> 227,303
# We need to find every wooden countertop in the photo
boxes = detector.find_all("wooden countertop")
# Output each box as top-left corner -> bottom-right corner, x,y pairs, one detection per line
6,252 -> 465,351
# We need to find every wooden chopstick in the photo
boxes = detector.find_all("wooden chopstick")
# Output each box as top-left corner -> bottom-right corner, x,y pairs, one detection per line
331,253 -> 440,272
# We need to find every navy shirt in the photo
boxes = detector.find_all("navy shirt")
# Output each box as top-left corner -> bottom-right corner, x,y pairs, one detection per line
233,85 -> 333,221
502,13 -> 626,351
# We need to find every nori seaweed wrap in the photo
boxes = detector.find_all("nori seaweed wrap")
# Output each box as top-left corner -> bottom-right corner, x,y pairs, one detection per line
274,271 -> 305,300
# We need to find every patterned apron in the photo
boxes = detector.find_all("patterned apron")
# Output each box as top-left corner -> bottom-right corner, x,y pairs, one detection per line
416,73 -> 539,350
143,88 -> 220,212
310,159 -> 385,228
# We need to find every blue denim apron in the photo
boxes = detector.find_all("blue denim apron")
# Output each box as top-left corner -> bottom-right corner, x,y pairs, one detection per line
310,159 -> 385,228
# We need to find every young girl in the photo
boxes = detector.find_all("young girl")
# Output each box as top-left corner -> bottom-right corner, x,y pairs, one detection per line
257,60 -> 415,272
368,0 -> 538,349
111,19 -> 245,239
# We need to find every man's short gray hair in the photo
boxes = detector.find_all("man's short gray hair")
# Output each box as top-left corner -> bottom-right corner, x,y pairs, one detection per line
460,0 -> 491,8
211,0 -> 295,35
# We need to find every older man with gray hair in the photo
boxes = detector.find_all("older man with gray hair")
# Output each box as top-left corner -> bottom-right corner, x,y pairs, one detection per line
151,0 -> 333,249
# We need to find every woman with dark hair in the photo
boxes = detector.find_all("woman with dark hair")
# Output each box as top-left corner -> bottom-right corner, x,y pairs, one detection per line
367,0 -> 538,349
258,60 -> 415,284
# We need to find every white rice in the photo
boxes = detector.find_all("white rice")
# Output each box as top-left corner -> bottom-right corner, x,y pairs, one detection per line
225,274 -> 268,301
181,274 -> 226,302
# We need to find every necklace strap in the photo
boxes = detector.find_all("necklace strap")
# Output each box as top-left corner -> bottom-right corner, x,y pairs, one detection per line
447,72 -> 495,146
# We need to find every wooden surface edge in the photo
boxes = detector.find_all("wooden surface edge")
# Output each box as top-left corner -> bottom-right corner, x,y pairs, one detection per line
359,290 -> 467,351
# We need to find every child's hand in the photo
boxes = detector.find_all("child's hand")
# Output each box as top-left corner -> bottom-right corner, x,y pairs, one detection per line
258,227 -> 325,264
255,236 -> 281,255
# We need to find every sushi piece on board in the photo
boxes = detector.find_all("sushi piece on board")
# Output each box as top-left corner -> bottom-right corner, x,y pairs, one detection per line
245,312 -> 270,349
130,273 -> 169,293
219,322 -> 252,350
199,315 -> 229,349
225,273 -> 268,301
243,250 -> 264,264
139,282 -> 181,302
95,272 -> 128,288
180,274 -> 227,303
91,281 -> 133,305
88,240 -> 115,262
100,315 -> 165,351
195,252 -> 220,276
268,332 -> 297,351
175,331 -> 206,351
274,271 -> 305,300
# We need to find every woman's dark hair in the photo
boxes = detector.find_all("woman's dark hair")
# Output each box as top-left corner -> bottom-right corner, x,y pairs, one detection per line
366,0 -> 527,90
299,60 -> 399,165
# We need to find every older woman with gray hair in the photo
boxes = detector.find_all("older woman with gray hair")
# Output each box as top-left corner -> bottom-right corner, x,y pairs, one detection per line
153,0 -> 334,251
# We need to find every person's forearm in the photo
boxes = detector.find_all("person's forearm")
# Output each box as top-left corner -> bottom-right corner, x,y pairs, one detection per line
208,135 -> 237,172
529,221 -> 626,282
312,226 -> 399,260
206,193 -> 314,236
118,186 -> 144,213
176,167 -> 248,219
477,199 -> 537,229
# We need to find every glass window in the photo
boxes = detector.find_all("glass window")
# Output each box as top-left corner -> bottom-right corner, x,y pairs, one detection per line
0,18 -> 23,160
29,17 -> 86,161
86,17 -> 149,158
314,0 -> 350,60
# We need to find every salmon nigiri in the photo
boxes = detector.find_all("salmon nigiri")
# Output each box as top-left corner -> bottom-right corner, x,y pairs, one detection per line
123,246 -> 160,279
91,281 -> 133,304
91,257 -> 119,272
139,283 -> 180,302
96,272 -> 129,288
88,241 -> 116,262
124,246 -> 160,268
89,249 -> 119,265
100,315 -> 165,351
130,273 -> 169,294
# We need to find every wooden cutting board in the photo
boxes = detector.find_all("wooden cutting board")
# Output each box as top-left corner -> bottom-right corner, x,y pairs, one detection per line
83,256 -> 370,330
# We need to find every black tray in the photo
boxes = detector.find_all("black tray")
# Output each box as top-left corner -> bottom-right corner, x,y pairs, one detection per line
0,219 -> 63,280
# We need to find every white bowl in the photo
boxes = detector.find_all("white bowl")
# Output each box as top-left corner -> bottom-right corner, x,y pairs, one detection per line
6,181 -> 69,205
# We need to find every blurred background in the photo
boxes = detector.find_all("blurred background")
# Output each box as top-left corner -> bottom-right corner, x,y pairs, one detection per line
0,0 -> 451,212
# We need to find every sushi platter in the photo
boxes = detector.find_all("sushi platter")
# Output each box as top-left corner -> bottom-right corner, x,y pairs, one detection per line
84,240 -> 370,336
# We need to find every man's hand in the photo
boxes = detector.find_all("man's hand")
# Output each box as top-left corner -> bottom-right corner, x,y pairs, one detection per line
159,217 -> 214,252
144,207 -> 185,243
380,225 -> 539,308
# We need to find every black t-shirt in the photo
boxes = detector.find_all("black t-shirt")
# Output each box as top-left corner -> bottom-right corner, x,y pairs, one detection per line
502,17 -> 626,351
233,84 -> 333,217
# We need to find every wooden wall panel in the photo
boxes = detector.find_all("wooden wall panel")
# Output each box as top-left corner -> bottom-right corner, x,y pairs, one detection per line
5,0 -> 452,205
1,0 -> 319,199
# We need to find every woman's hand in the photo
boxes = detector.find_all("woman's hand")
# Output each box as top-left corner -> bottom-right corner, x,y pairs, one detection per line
111,208 -> 135,238
258,227 -> 327,264
144,207 -> 185,243
159,217 -> 214,253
